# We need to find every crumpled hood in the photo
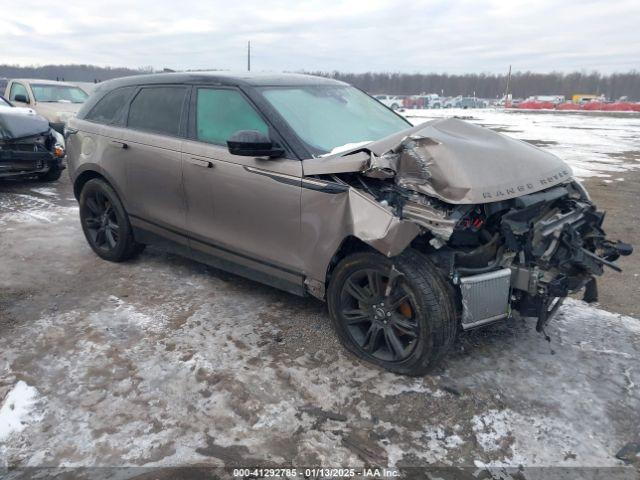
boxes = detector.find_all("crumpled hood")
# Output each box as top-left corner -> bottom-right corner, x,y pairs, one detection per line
304,117 -> 573,204
0,110 -> 50,141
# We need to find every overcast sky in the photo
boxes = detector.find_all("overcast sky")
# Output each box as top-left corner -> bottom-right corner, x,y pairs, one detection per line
1,0 -> 638,73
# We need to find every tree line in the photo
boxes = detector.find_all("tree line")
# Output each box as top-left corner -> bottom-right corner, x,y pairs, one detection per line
311,71 -> 640,100
1,64 -> 638,100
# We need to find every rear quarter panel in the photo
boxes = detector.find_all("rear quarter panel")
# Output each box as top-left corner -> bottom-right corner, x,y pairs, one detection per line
67,117 -> 129,208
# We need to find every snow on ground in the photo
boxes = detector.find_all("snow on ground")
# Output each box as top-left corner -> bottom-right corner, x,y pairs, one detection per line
0,191 -> 77,226
403,108 -> 640,179
1,184 -> 639,469
0,381 -> 42,442
1,118 -> 639,474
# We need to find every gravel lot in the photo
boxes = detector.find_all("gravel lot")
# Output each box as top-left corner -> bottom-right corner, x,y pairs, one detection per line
1,111 -> 639,477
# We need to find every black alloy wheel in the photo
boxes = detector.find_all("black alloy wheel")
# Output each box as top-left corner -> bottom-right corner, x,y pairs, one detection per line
327,250 -> 457,376
338,267 -> 419,362
79,178 -> 144,262
83,189 -> 120,252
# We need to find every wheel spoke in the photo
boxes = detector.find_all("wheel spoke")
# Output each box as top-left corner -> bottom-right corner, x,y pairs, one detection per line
342,309 -> 370,324
95,228 -> 106,247
366,270 -> 384,298
86,197 -> 100,215
384,265 -> 404,297
85,217 -> 101,229
387,291 -> 410,310
384,327 -> 406,360
105,228 -> 116,248
362,323 -> 381,353
345,278 -> 372,304
391,313 -> 418,338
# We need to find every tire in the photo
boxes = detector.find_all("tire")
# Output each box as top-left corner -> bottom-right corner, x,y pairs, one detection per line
391,103 -> 399,110
79,178 -> 145,262
38,164 -> 63,182
327,249 -> 457,376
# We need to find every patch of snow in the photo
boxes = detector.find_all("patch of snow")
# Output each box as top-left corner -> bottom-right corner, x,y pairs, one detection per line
29,187 -> 58,197
100,295 -> 169,333
0,193 -> 77,226
0,381 -> 42,441
472,409 -> 512,453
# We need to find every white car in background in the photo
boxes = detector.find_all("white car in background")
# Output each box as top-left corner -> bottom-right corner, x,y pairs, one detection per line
374,94 -> 406,110
4,79 -> 89,134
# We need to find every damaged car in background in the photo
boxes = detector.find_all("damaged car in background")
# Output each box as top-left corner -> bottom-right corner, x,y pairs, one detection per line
65,73 -> 632,376
1,95 -> 65,181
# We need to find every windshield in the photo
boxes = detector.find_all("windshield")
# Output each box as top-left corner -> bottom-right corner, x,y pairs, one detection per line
31,84 -> 88,103
258,85 -> 410,155
0,96 -> 11,107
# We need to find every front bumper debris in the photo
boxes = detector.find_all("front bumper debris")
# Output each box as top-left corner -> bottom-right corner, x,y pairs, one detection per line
0,147 -> 64,178
447,183 -> 632,329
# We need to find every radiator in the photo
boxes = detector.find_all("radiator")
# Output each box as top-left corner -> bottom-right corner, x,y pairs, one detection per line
459,268 -> 512,329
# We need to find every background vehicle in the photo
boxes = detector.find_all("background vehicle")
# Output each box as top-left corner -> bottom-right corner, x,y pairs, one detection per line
0,95 -> 65,181
403,95 -> 429,109
4,79 -> 89,133
445,96 -> 487,108
374,94 -> 406,110
66,73 -> 630,375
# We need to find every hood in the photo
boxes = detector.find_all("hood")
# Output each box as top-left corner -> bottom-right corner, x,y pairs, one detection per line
0,110 -> 50,141
33,102 -> 82,123
0,105 -> 38,116
303,117 -> 573,204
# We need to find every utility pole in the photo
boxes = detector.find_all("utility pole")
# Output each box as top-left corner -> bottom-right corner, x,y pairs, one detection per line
504,65 -> 512,108
247,41 -> 251,72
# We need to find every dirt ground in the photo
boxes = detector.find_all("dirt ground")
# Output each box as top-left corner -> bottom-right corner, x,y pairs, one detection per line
1,131 -> 639,477
582,170 -> 640,317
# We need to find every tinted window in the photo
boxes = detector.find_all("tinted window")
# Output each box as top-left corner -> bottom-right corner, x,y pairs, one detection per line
196,88 -> 268,145
85,87 -> 135,125
128,87 -> 187,136
9,83 -> 29,102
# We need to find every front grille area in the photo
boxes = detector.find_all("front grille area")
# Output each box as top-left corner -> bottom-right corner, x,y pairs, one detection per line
459,268 -> 512,329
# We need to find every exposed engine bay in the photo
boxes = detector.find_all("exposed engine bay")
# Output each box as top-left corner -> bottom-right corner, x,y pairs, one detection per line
0,110 -> 65,179
335,173 -> 631,330
305,118 -> 633,332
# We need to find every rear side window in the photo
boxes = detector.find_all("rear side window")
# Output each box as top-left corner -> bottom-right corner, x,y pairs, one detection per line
127,86 -> 187,136
85,87 -> 135,125
196,88 -> 268,145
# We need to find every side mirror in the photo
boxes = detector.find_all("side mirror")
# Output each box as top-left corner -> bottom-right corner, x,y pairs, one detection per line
227,130 -> 284,158
14,94 -> 29,103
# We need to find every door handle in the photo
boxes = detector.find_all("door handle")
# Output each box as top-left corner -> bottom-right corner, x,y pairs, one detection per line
187,157 -> 213,168
110,140 -> 128,149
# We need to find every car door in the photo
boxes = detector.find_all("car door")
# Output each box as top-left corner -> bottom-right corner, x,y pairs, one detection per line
122,86 -> 189,242
67,86 -> 138,205
7,81 -> 31,106
182,86 -> 304,291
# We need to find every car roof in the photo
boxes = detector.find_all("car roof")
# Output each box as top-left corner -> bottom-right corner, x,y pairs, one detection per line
94,72 -> 348,92
10,78 -> 83,87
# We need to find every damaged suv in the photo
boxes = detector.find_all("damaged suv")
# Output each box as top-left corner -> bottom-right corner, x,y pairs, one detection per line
66,73 -> 631,375
1,95 -> 65,181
